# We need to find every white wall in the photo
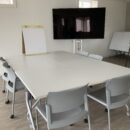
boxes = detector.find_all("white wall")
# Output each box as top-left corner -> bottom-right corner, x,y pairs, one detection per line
0,0 -> 76,57
126,2 -> 130,30
0,0 -> 127,57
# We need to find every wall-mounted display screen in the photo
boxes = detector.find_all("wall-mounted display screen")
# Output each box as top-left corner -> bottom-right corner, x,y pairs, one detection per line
53,8 -> 106,39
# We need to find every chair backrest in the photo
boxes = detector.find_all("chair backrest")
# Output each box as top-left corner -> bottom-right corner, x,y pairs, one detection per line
88,53 -> 103,61
0,57 -> 6,62
0,57 -> 6,76
106,75 -> 130,97
77,51 -> 89,57
47,85 -> 87,113
2,62 -> 16,91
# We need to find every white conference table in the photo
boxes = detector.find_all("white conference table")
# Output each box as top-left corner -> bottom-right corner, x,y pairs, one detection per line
6,51 -> 130,129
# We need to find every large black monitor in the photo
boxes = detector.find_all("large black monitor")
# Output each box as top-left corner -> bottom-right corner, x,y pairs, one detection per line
53,8 -> 106,39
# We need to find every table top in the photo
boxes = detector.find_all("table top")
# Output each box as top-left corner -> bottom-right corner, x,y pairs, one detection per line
6,51 -> 130,99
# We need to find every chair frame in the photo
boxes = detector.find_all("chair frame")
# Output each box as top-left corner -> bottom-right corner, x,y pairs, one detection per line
88,75 -> 130,130
35,85 -> 92,130
0,57 -> 7,93
2,62 -> 24,118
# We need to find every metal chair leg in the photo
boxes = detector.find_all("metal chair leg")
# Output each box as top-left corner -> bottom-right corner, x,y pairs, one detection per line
84,118 -> 88,123
125,104 -> 130,116
2,80 -> 6,93
2,89 -> 6,93
35,109 -> 39,130
104,108 -> 108,112
85,94 -> 91,130
10,92 -> 15,119
87,113 -> 92,130
25,92 -> 36,130
5,90 -> 10,104
107,108 -> 111,130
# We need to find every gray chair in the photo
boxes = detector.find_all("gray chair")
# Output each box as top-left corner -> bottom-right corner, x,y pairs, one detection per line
77,50 -> 89,57
76,53 -> 103,91
88,53 -> 103,61
87,75 -> 130,130
76,51 -> 103,61
88,54 -> 103,90
35,85 -> 91,130
2,62 -> 24,118
0,57 -> 7,93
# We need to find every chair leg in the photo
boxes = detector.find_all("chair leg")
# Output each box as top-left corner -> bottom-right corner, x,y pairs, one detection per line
84,118 -> 88,123
47,123 -> 51,130
5,90 -> 10,104
85,94 -> 91,130
125,104 -> 130,117
107,108 -> 111,130
35,109 -> 39,130
105,108 -> 108,112
87,113 -> 92,130
10,92 -> 15,119
25,92 -> 36,130
2,80 -> 6,93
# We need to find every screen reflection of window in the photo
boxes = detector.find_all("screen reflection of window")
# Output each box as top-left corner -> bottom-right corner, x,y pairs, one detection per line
61,18 -> 65,26
76,17 -> 90,32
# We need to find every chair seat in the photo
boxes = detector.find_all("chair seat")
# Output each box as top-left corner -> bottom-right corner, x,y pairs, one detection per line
88,87 -> 106,105
36,104 -> 87,129
15,78 -> 25,91
88,87 -> 130,109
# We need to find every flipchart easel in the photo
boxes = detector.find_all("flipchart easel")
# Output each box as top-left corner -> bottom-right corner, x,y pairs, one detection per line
22,25 -> 47,55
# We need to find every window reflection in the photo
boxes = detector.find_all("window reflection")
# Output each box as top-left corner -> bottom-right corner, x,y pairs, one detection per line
79,0 -> 98,8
